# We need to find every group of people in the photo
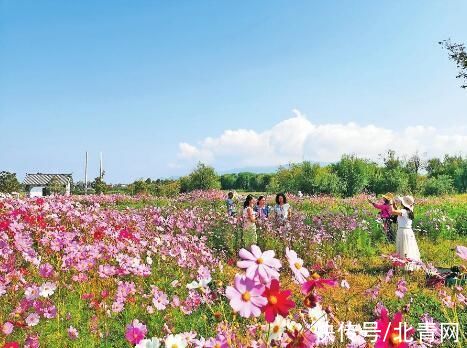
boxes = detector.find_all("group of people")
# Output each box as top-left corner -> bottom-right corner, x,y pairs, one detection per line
226,190 -> 422,271
369,193 -> 421,270
226,192 -> 291,247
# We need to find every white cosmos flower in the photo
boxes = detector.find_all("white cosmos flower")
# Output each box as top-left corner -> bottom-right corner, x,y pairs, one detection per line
186,277 -> 211,290
306,304 -> 335,344
263,315 -> 287,342
164,334 -> 187,348
39,282 -> 57,298
136,337 -> 161,348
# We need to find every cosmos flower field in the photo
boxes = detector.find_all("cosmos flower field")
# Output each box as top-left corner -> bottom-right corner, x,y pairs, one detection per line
0,191 -> 466,347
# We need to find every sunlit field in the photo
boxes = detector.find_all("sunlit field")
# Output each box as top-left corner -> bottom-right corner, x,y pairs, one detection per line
0,192 -> 466,347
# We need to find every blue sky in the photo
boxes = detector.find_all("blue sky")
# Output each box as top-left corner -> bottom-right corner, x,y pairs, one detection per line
1,1 -> 466,183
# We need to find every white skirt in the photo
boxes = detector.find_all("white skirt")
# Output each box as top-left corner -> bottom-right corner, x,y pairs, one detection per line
396,227 -> 421,270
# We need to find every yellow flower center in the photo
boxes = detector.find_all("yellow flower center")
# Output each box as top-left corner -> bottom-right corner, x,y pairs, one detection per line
256,258 -> 264,264
273,325 -> 280,333
311,272 -> 320,280
171,345 -> 178,348
294,262 -> 302,269
242,291 -> 251,301
390,333 -> 402,345
214,344 -> 221,348
268,295 -> 278,305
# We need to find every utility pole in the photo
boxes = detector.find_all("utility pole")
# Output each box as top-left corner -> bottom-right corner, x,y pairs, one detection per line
84,151 -> 88,194
99,152 -> 103,179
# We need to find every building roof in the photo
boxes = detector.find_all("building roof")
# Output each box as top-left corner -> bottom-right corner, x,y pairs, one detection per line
23,173 -> 72,186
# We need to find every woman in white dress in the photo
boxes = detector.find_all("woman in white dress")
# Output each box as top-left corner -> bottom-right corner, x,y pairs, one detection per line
242,194 -> 257,247
273,193 -> 291,221
391,195 -> 421,270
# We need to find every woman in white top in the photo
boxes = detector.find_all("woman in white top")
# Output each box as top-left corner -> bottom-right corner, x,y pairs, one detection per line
242,194 -> 257,247
391,195 -> 421,270
273,193 -> 291,221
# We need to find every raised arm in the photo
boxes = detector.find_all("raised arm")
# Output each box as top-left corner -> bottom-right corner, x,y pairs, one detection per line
247,207 -> 256,222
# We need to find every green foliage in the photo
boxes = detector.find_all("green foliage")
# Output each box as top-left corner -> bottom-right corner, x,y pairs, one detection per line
91,173 -> 109,194
440,39 -> 467,88
331,155 -> 375,197
454,161 -> 467,193
423,175 -> 455,196
0,171 -> 21,193
47,176 -> 66,195
180,162 -> 220,192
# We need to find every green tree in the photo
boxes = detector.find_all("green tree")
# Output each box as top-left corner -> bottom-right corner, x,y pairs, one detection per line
235,172 -> 255,191
332,155 -> 375,197
47,176 -> 65,195
315,167 -> 343,195
131,179 -> 149,195
220,174 -> 237,190
180,163 -> 220,192
423,175 -> 455,196
405,153 -> 425,193
454,161 -> 467,193
91,172 -> 108,194
0,171 -> 21,193
252,173 -> 273,192
440,39 -> 467,89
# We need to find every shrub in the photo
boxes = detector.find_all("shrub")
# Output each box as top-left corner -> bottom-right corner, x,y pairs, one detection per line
423,175 -> 455,196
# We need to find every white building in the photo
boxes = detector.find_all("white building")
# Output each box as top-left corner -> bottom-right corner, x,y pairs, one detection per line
23,173 -> 73,197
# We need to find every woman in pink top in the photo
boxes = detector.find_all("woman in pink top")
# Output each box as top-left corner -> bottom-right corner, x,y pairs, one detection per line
369,193 -> 394,241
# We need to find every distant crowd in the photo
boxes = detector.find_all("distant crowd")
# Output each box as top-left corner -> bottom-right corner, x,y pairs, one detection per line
226,192 -> 292,248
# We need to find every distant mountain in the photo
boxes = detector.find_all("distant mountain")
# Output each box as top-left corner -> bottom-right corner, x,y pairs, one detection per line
218,166 -> 280,175
218,161 -> 330,175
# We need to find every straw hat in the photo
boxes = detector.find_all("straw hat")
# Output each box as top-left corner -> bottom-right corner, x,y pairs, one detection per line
400,195 -> 415,211
382,192 -> 394,201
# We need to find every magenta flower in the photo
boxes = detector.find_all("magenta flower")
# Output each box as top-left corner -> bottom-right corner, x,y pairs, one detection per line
286,247 -> 309,284
456,245 -> 467,260
301,274 -> 337,294
125,319 -> 147,345
225,274 -> 267,318
39,263 -> 55,278
237,245 -> 281,283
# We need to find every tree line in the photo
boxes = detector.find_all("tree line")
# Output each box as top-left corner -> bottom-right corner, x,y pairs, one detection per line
88,151 -> 467,197
2,151 -> 466,197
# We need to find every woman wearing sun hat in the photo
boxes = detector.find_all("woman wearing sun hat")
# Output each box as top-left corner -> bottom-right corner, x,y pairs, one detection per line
368,192 -> 394,241
391,195 -> 421,270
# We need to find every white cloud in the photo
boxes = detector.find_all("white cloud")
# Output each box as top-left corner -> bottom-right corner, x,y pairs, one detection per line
177,110 -> 467,169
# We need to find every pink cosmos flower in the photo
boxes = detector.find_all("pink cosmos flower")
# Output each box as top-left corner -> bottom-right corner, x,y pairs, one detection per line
384,269 -> 394,283
125,319 -> 147,345
24,334 -> 40,348
25,313 -> 40,327
68,326 -> 79,340
456,245 -> 467,260
205,334 -> 229,348
39,263 -> 54,278
24,285 -> 40,301
365,284 -> 381,300
237,245 -> 281,283
225,274 -> 267,318
2,321 -> 14,335
286,248 -> 309,284
395,279 -> 408,299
